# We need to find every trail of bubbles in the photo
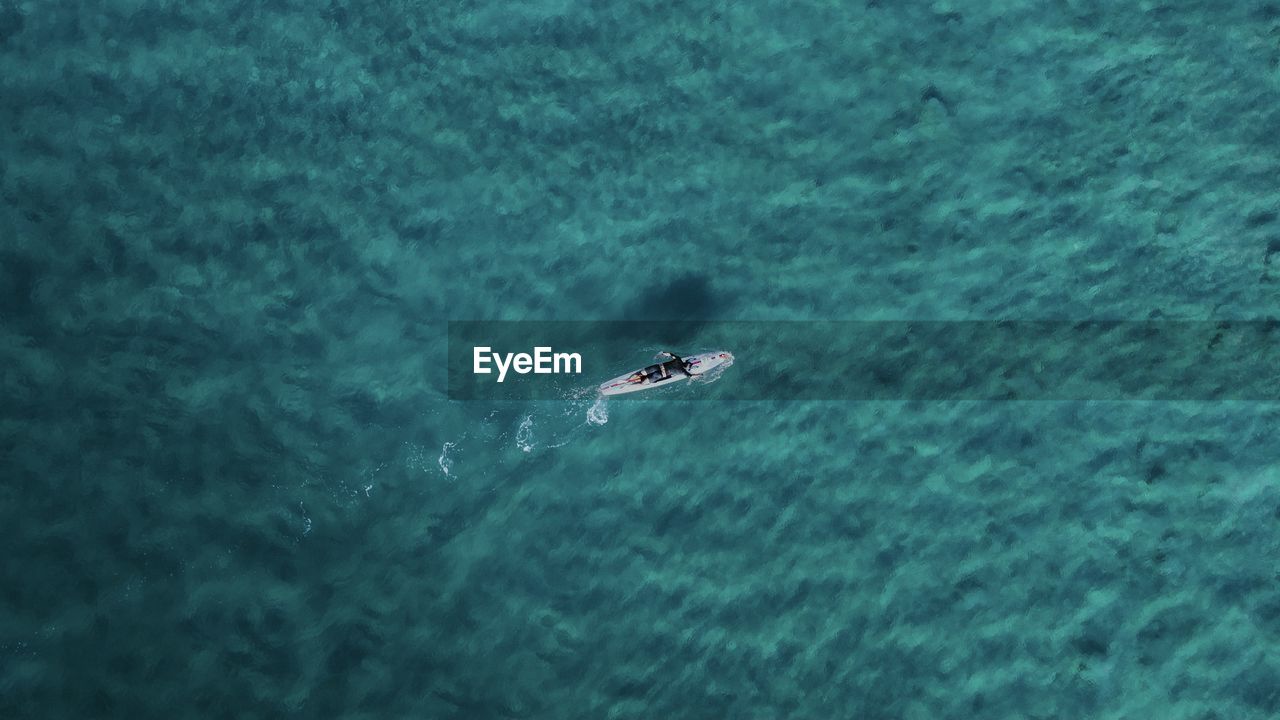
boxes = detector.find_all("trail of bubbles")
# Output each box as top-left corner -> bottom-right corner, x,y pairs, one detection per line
438,441 -> 456,476
515,414 -> 535,453
429,387 -> 609,476
587,395 -> 609,426
510,385 -> 609,452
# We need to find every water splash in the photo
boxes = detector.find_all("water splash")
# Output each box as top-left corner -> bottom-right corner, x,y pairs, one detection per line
515,414 -> 535,453
587,394 -> 609,425
437,441 -> 456,477
429,381 -> 611,472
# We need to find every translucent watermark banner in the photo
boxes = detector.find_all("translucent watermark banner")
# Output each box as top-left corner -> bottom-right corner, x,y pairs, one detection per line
447,321 -> 1280,400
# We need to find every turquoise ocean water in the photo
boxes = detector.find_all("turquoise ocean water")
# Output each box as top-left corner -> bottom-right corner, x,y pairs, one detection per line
4,1 -> 1280,717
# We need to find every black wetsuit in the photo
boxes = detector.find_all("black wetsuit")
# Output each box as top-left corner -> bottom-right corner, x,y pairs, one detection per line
662,352 -> 693,376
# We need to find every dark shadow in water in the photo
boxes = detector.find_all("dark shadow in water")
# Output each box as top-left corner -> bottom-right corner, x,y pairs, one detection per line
631,273 -> 720,319
619,273 -> 728,344
0,250 -> 38,320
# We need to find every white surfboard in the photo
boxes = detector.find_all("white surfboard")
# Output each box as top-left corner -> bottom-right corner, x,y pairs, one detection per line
599,351 -> 734,396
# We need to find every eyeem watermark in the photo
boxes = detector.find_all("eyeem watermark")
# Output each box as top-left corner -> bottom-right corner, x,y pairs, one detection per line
451,320 -> 1280,400
473,346 -> 583,383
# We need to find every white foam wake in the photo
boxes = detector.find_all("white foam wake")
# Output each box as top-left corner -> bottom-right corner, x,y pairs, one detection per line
437,441 -> 456,476
587,394 -> 609,425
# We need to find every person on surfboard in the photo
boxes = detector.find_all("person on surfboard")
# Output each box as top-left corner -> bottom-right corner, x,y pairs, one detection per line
625,351 -> 692,383
658,351 -> 694,377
